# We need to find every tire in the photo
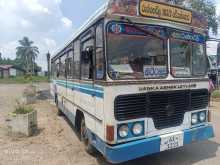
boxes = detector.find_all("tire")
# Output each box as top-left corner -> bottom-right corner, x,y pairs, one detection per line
80,117 -> 97,155
55,94 -> 63,116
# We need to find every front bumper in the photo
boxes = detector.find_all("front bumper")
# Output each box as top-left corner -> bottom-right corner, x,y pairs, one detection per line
94,124 -> 214,164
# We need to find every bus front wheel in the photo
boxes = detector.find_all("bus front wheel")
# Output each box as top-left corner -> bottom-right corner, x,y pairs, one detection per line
80,117 -> 97,155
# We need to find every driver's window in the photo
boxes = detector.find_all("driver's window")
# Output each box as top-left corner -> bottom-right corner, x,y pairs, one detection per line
81,38 -> 94,80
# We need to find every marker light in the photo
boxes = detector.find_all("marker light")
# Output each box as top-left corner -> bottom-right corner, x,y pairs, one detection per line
191,113 -> 198,125
118,124 -> 129,138
132,123 -> 143,136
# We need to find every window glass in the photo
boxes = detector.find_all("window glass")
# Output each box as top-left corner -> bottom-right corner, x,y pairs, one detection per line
66,50 -> 73,78
51,61 -> 55,78
107,24 -> 167,79
170,39 -> 191,77
96,22 -> 105,79
192,44 -> 207,75
73,40 -> 80,79
60,55 -> 66,78
81,39 -> 94,80
55,58 -> 60,78
170,39 -> 207,77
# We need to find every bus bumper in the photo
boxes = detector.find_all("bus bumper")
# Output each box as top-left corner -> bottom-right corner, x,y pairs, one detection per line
95,124 -> 214,164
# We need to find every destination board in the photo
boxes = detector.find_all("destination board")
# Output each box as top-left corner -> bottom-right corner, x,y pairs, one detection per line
140,0 -> 192,24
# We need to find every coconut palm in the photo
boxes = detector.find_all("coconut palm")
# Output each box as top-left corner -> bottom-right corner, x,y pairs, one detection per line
16,37 -> 39,74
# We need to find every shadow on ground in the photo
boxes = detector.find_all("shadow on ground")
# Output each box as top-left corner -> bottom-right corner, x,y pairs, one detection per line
37,90 -> 52,100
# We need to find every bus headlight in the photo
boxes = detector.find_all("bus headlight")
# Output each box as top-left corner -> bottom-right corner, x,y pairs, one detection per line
199,111 -> 206,122
191,113 -> 198,125
132,123 -> 143,136
118,124 -> 129,138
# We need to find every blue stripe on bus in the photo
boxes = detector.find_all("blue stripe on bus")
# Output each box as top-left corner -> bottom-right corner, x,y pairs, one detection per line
87,124 -> 214,164
55,80 -> 104,91
54,80 -> 104,98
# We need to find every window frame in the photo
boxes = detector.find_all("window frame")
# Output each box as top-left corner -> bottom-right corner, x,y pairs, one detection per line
170,37 -> 207,78
95,20 -> 106,80
80,28 -> 95,81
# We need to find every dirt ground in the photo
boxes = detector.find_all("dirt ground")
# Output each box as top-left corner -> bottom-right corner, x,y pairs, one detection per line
0,83 -> 105,165
0,83 -> 220,165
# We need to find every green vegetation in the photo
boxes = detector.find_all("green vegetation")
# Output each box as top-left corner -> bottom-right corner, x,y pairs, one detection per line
212,90 -> 220,99
16,37 -> 40,74
0,36 -> 41,73
14,103 -> 34,115
0,76 -> 48,84
173,0 -> 218,35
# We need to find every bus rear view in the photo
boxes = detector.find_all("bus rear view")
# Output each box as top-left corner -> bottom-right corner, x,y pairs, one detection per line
51,0 -> 214,163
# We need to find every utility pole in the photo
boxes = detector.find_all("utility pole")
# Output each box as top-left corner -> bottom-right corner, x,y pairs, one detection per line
46,52 -> 51,80
217,43 -> 220,89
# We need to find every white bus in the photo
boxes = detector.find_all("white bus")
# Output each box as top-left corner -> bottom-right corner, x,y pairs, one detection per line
51,0 -> 214,163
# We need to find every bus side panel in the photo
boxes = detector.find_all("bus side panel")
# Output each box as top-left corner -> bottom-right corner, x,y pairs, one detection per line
95,96 -> 105,141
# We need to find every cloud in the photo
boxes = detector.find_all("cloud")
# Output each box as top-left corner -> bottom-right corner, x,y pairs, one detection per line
22,0 -> 50,14
0,0 -> 73,71
20,19 -> 33,28
61,17 -> 73,28
0,41 -> 18,59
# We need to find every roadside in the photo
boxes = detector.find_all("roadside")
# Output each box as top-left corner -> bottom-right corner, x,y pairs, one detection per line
0,83 -> 100,165
0,76 -> 48,84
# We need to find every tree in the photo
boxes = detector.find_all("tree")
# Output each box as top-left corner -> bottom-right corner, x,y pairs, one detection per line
16,37 -> 39,74
168,0 -> 218,35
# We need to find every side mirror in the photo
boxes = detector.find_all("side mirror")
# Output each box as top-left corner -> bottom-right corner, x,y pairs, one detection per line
82,46 -> 93,64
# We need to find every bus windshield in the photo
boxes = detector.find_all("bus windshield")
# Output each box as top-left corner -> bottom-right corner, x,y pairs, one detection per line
170,39 -> 207,77
107,23 -> 168,80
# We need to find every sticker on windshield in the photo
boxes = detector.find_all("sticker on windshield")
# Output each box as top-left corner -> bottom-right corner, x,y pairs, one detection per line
143,66 -> 167,78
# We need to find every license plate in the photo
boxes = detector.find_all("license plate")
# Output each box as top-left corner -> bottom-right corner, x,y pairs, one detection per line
160,132 -> 184,152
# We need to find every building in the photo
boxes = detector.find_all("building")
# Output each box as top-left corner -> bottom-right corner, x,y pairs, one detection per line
0,65 -> 25,78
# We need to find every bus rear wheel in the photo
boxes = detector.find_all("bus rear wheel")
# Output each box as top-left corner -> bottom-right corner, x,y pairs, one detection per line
80,117 -> 97,155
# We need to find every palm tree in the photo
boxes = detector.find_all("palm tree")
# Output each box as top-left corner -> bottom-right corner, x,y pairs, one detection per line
16,37 -> 39,74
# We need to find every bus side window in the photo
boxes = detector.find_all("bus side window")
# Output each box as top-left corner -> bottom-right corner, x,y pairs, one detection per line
73,40 -> 80,79
95,21 -> 105,80
56,58 -> 60,78
60,55 -> 66,79
81,38 -> 94,80
66,50 -> 74,79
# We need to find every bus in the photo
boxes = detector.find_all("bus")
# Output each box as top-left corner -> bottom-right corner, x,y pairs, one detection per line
50,0 -> 214,163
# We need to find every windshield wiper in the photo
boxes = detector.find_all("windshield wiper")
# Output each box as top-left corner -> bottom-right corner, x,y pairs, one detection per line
120,17 -> 167,40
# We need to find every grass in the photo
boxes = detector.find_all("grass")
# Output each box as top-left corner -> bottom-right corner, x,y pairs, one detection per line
212,90 -> 220,99
13,106 -> 34,115
13,101 -> 34,115
0,76 -> 48,84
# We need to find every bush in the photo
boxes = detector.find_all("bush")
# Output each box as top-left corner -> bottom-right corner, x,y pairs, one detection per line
212,90 -> 220,99
13,101 -> 34,115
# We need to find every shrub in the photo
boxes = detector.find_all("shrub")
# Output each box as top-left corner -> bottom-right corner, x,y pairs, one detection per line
212,90 -> 220,99
13,101 -> 34,115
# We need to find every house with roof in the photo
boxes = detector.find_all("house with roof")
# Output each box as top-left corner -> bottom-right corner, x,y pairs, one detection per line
0,65 -> 25,78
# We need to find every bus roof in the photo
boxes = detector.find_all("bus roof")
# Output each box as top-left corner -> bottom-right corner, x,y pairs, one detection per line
52,0 -> 208,60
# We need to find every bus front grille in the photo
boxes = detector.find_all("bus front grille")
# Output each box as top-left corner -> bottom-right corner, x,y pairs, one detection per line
114,89 -> 208,129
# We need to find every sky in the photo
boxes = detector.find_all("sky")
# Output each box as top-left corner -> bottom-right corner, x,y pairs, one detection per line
0,0 -> 219,71
0,0 -> 107,71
